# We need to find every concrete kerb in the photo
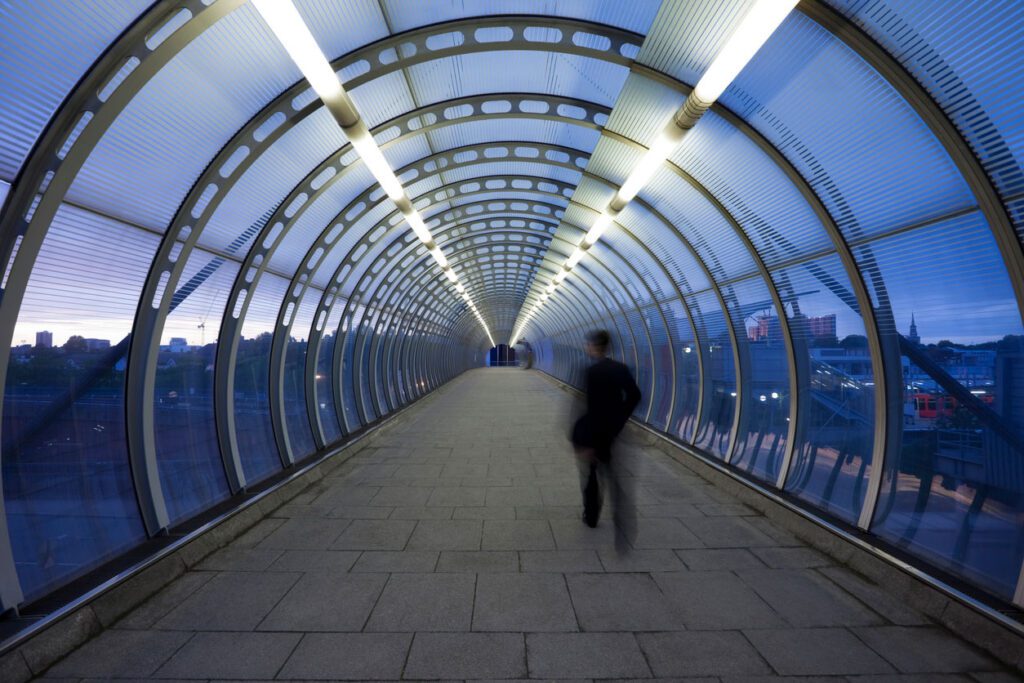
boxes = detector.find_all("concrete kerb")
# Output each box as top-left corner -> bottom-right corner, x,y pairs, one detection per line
0,372 -> 463,682
534,368 -> 1024,674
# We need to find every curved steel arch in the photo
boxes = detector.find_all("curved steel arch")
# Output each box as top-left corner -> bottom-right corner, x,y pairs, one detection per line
3,10 -> 624,526
340,224 -> 571,425
269,175 -> 572,450
623,63 -> 897,528
352,227 -> 622,421
355,239 -> 553,417
307,209 -> 562,442
0,0 -> 1019,618
523,173 -> 750,458
0,0 -> 247,568
213,160 -> 580,478
288,142 -> 587,442
332,220 -> 561,428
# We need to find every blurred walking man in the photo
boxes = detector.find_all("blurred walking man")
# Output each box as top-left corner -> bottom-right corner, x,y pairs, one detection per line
570,330 -> 641,553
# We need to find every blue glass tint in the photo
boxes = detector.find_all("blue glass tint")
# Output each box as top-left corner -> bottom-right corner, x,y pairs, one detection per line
315,303 -> 345,444
689,290 -> 736,459
862,212 -> 1024,599
3,206 -> 149,598
234,275 -> 288,484
641,305 -> 672,431
663,298 -> 700,442
282,292 -> 318,460
827,0 -> 1024,244
339,309 -> 363,431
155,249 -> 235,525
720,12 -> 974,246
0,1 -> 149,177
671,111 -> 832,268
725,276 -> 790,484
774,254 -> 875,522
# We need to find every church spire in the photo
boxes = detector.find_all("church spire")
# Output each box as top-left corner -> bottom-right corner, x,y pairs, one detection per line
908,313 -> 920,344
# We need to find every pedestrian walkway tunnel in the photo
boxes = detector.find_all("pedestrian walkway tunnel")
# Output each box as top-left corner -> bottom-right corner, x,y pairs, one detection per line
0,0 -> 1023,663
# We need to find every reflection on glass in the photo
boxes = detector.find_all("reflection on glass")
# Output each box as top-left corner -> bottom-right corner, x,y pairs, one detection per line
866,214 -> 1024,599
776,255 -> 875,523
3,208 -> 148,598
156,251 -> 235,525
726,277 -> 789,483
690,291 -> 736,459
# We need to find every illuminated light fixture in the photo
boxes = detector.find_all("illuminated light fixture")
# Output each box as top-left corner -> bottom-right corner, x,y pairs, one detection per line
251,0 -> 343,102
404,208 -> 433,243
346,126 -> 405,201
546,284 -> 556,294
455,283 -> 465,293
255,0 -> 495,343
583,210 -> 614,246
613,124 -> 685,209
429,247 -> 448,269
554,269 -> 568,284
512,1 -> 798,342
692,0 -> 799,105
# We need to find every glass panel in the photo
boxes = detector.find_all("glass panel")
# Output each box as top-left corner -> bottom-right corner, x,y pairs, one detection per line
339,305 -> 363,431
70,5 -> 307,231
4,205 -> 151,598
0,1 -> 148,178
641,305 -> 672,431
775,254 -> 875,523
155,249 -> 236,524
663,298 -> 700,442
720,12 -> 974,247
688,289 -> 736,459
672,110 -> 832,267
235,274 -> 289,484
863,212 -> 1024,599
726,276 -> 790,483
283,289 -> 319,460
315,300 -> 345,444
827,0 -> 1024,244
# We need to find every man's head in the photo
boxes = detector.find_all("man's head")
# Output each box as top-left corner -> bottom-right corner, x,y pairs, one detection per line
585,329 -> 610,359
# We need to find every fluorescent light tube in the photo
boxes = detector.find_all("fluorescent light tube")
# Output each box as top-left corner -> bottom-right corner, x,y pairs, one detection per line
443,268 -> 458,283
693,0 -> 799,104
546,283 -> 556,294
252,0 -> 343,102
455,283 -> 465,293
554,270 -> 568,284
566,246 -> 585,269
615,123 -> 685,207
347,129 -> 405,201
583,211 -> 614,246
429,247 -> 448,269
404,210 -> 433,243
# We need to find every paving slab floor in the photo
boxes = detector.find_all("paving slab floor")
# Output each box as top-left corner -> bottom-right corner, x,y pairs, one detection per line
35,369 -> 1023,682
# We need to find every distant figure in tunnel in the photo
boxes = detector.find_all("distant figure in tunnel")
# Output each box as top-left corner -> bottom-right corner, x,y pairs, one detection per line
570,329 -> 641,553
517,338 -> 534,369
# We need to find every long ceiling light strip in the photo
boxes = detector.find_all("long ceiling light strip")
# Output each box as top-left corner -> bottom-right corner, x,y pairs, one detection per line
511,0 -> 798,345
252,0 -> 495,347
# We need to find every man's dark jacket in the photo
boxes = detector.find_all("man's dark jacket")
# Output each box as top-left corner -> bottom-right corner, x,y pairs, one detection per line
572,357 -> 641,461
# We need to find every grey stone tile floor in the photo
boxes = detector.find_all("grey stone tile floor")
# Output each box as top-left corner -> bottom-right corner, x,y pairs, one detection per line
34,369 -> 1022,682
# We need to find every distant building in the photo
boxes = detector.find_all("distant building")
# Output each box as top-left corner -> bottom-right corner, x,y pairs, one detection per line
748,315 -> 782,344
908,313 -> 920,345
807,314 -> 836,340
166,337 -> 191,353
35,330 -> 52,348
84,338 -> 111,351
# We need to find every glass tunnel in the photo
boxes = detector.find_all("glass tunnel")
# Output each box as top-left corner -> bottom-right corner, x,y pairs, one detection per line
0,0 -> 1022,637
